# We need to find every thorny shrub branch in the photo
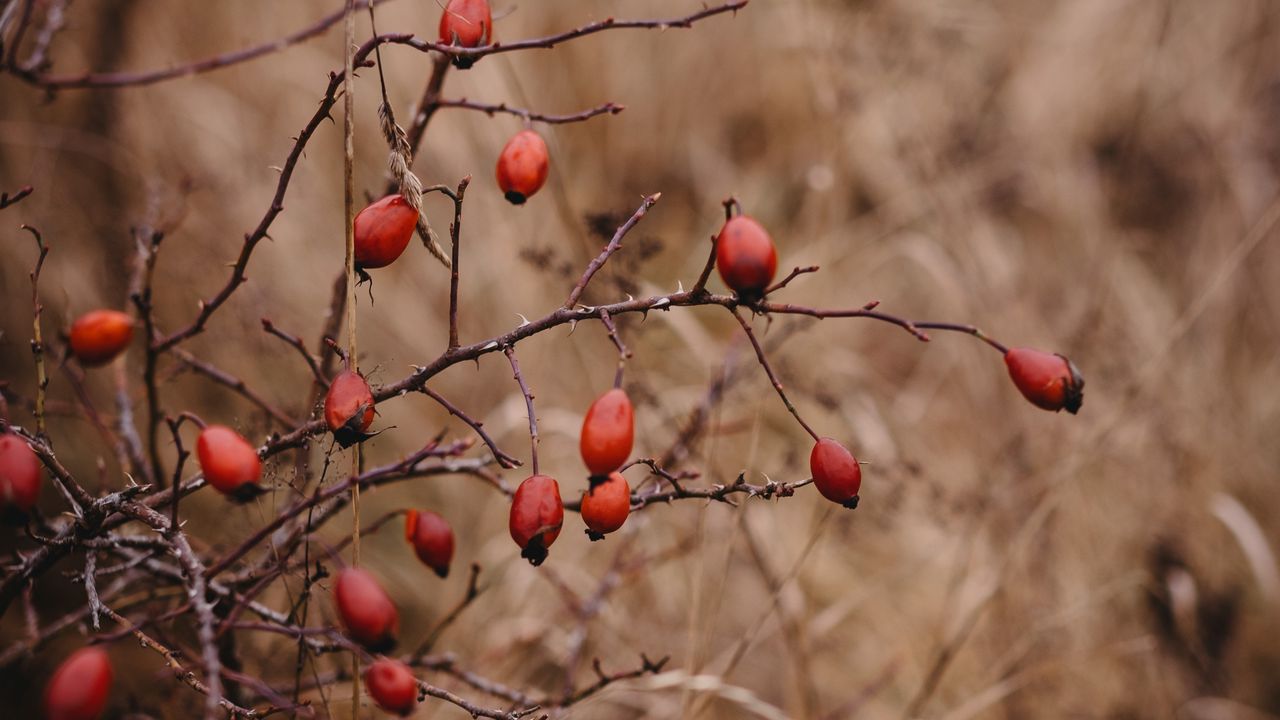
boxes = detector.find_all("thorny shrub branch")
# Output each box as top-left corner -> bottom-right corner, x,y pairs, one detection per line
0,1 -> 1060,717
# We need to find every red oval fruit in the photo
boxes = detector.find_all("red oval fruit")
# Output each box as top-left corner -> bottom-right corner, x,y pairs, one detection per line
496,130 -> 549,205
196,425 -> 262,499
716,215 -> 778,297
334,567 -> 398,651
325,370 -> 375,445
810,437 -> 861,509
439,0 -> 493,47
579,388 -> 634,476
1004,347 -> 1084,414
0,432 -> 41,515
68,310 -> 134,366
405,509 -> 455,578
354,194 -> 419,270
365,658 -> 418,717
509,474 -> 563,566
581,472 -> 630,541
43,646 -> 113,720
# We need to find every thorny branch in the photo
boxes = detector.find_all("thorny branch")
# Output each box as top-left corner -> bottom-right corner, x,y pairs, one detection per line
0,3 -> 1051,717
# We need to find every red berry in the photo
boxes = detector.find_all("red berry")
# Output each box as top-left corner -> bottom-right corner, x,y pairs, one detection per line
509,474 -> 563,566
43,647 -> 113,720
365,658 -> 418,717
810,437 -> 861,509
579,388 -> 634,476
0,432 -> 41,516
334,567 -> 398,651
354,195 -> 420,270
68,310 -> 134,366
325,370 -> 376,446
581,472 -> 630,541
496,130 -> 549,205
196,425 -> 262,500
405,509 -> 455,578
716,215 -> 777,297
439,0 -> 493,48
1004,347 -> 1084,414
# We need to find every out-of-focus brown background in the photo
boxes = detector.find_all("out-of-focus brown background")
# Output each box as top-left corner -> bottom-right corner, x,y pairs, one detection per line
4,0 -> 1280,717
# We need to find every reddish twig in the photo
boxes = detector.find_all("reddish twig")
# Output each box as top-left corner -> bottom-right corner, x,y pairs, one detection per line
419,386 -> 520,468
170,348 -> 296,427
565,193 -> 661,309
731,309 -> 820,441
7,0 -> 390,89
1,184 -> 33,209
598,309 -> 631,389
261,318 -> 329,389
437,98 -> 623,124
504,345 -> 540,475
764,265 -> 819,296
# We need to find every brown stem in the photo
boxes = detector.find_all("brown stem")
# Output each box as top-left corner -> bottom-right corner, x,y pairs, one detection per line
504,345 -> 540,475
731,310 -> 821,442
447,176 -> 471,351
7,0 -> 391,89
436,98 -> 623,124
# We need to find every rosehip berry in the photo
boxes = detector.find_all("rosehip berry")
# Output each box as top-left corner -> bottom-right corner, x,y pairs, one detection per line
354,194 -> 420,271
365,658 -> 418,717
0,431 -> 41,517
1004,347 -> 1085,414
716,215 -> 778,297
496,130 -> 549,205
439,0 -> 493,49
196,425 -> 262,500
581,472 -> 630,541
334,567 -> 398,651
68,310 -> 134,366
579,388 -> 634,476
405,509 -> 455,578
810,437 -> 861,509
43,646 -> 113,720
325,370 -> 376,446
509,474 -> 563,566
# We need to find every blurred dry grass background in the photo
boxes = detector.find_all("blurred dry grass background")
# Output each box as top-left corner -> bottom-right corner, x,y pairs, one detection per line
4,0 -> 1280,717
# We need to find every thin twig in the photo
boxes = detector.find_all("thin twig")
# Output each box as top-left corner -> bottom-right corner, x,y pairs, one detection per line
170,348 -> 296,427
504,345 -> 540,475
599,309 -> 631,389
437,99 -> 623,124
446,176 -> 470,350
731,310 -> 820,441
1,184 -> 33,209
22,224 -> 48,439
419,386 -> 520,468
565,193 -> 661,309
7,0 -> 390,89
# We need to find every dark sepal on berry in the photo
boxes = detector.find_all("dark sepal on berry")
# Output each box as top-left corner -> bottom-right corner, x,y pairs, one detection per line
332,403 -> 382,449
228,481 -> 268,505
1058,354 -> 1085,415
841,495 -> 860,510
504,190 -> 527,205
586,529 -> 606,542
0,505 -> 31,526
521,535 -> 549,566
360,631 -> 397,655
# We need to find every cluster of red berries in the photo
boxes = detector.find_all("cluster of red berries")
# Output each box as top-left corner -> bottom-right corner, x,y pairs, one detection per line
350,0 -> 548,276
330,511 -> 452,717
507,386 -> 637,566
17,3 -> 1089,715
713,209 -> 1086,510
